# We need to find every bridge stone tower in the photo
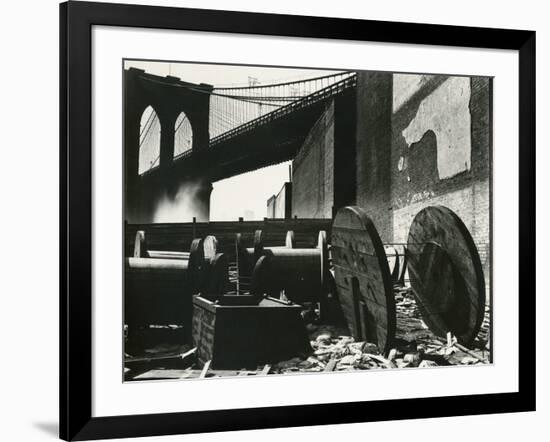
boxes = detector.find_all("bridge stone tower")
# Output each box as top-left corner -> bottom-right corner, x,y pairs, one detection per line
124,68 -> 214,223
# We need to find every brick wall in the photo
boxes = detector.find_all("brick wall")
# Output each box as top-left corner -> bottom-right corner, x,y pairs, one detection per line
392,180 -> 490,273
292,102 -> 335,218
390,74 -> 492,288
289,72 -> 491,290
355,72 -> 393,240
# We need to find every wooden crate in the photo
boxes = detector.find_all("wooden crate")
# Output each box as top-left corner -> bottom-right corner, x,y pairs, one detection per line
192,295 -> 312,369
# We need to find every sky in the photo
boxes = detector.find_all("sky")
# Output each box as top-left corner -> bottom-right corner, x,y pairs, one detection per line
125,60 -> 343,221
124,59 -> 342,88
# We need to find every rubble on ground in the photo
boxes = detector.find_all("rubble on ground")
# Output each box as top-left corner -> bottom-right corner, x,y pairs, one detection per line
125,286 -> 491,380
271,287 -> 490,375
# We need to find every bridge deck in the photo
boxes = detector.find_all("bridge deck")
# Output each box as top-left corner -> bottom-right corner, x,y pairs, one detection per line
210,74 -> 357,147
168,74 -> 357,181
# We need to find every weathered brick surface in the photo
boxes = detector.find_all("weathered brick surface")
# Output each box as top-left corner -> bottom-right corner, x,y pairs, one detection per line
392,180 -> 491,279
292,102 -> 335,218
355,72 -> 393,241
333,89 -> 357,211
289,73 -> 491,290
389,75 -> 492,290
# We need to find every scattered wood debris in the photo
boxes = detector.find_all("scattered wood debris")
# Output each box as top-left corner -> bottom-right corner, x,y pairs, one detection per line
269,288 -> 490,375
125,287 -> 490,380
199,360 -> 211,379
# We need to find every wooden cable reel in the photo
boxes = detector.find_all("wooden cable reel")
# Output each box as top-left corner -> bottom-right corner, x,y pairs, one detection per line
128,231 -> 203,273
198,235 -> 230,301
382,244 -> 408,287
331,206 -> 396,354
250,230 -> 329,306
406,206 -> 486,345
396,245 -> 408,286
130,230 -> 205,292
235,230 -> 296,288
384,246 -> 400,284
133,230 -> 191,260
125,231 -> 229,333
253,229 -> 296,262
125,232 -> 201,336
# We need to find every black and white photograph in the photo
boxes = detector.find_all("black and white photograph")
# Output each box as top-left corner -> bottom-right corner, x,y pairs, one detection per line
123,60 -> 492,382
0,0 -> 541,440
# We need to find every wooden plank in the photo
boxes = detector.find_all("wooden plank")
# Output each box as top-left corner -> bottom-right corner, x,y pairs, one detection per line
324,359 -> 337,372
199,360 -> 212,379
133,369 -> 193,380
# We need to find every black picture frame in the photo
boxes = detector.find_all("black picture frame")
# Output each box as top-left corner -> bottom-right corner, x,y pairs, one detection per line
60,1 -> 536,440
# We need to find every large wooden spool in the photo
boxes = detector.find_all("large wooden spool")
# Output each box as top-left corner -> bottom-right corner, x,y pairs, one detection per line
331,206 -> 396,353
133,229 -> 191,260
125,218 -> 332,258
383,244 -> 408,287
125,232 -> 228,336
384,246 -> 399,283
249,230 -> 328,305
199,253 -> 230,302
407,205 -> 485,345
236,229 -> 299,297
236,230 -> 295,279
253,229 -> 296,261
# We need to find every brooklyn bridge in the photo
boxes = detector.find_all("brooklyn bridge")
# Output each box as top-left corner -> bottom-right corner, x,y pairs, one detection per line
125,68 -> 357,223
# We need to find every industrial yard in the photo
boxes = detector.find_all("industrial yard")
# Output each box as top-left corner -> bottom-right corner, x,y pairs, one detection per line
123,62 -> 492,382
